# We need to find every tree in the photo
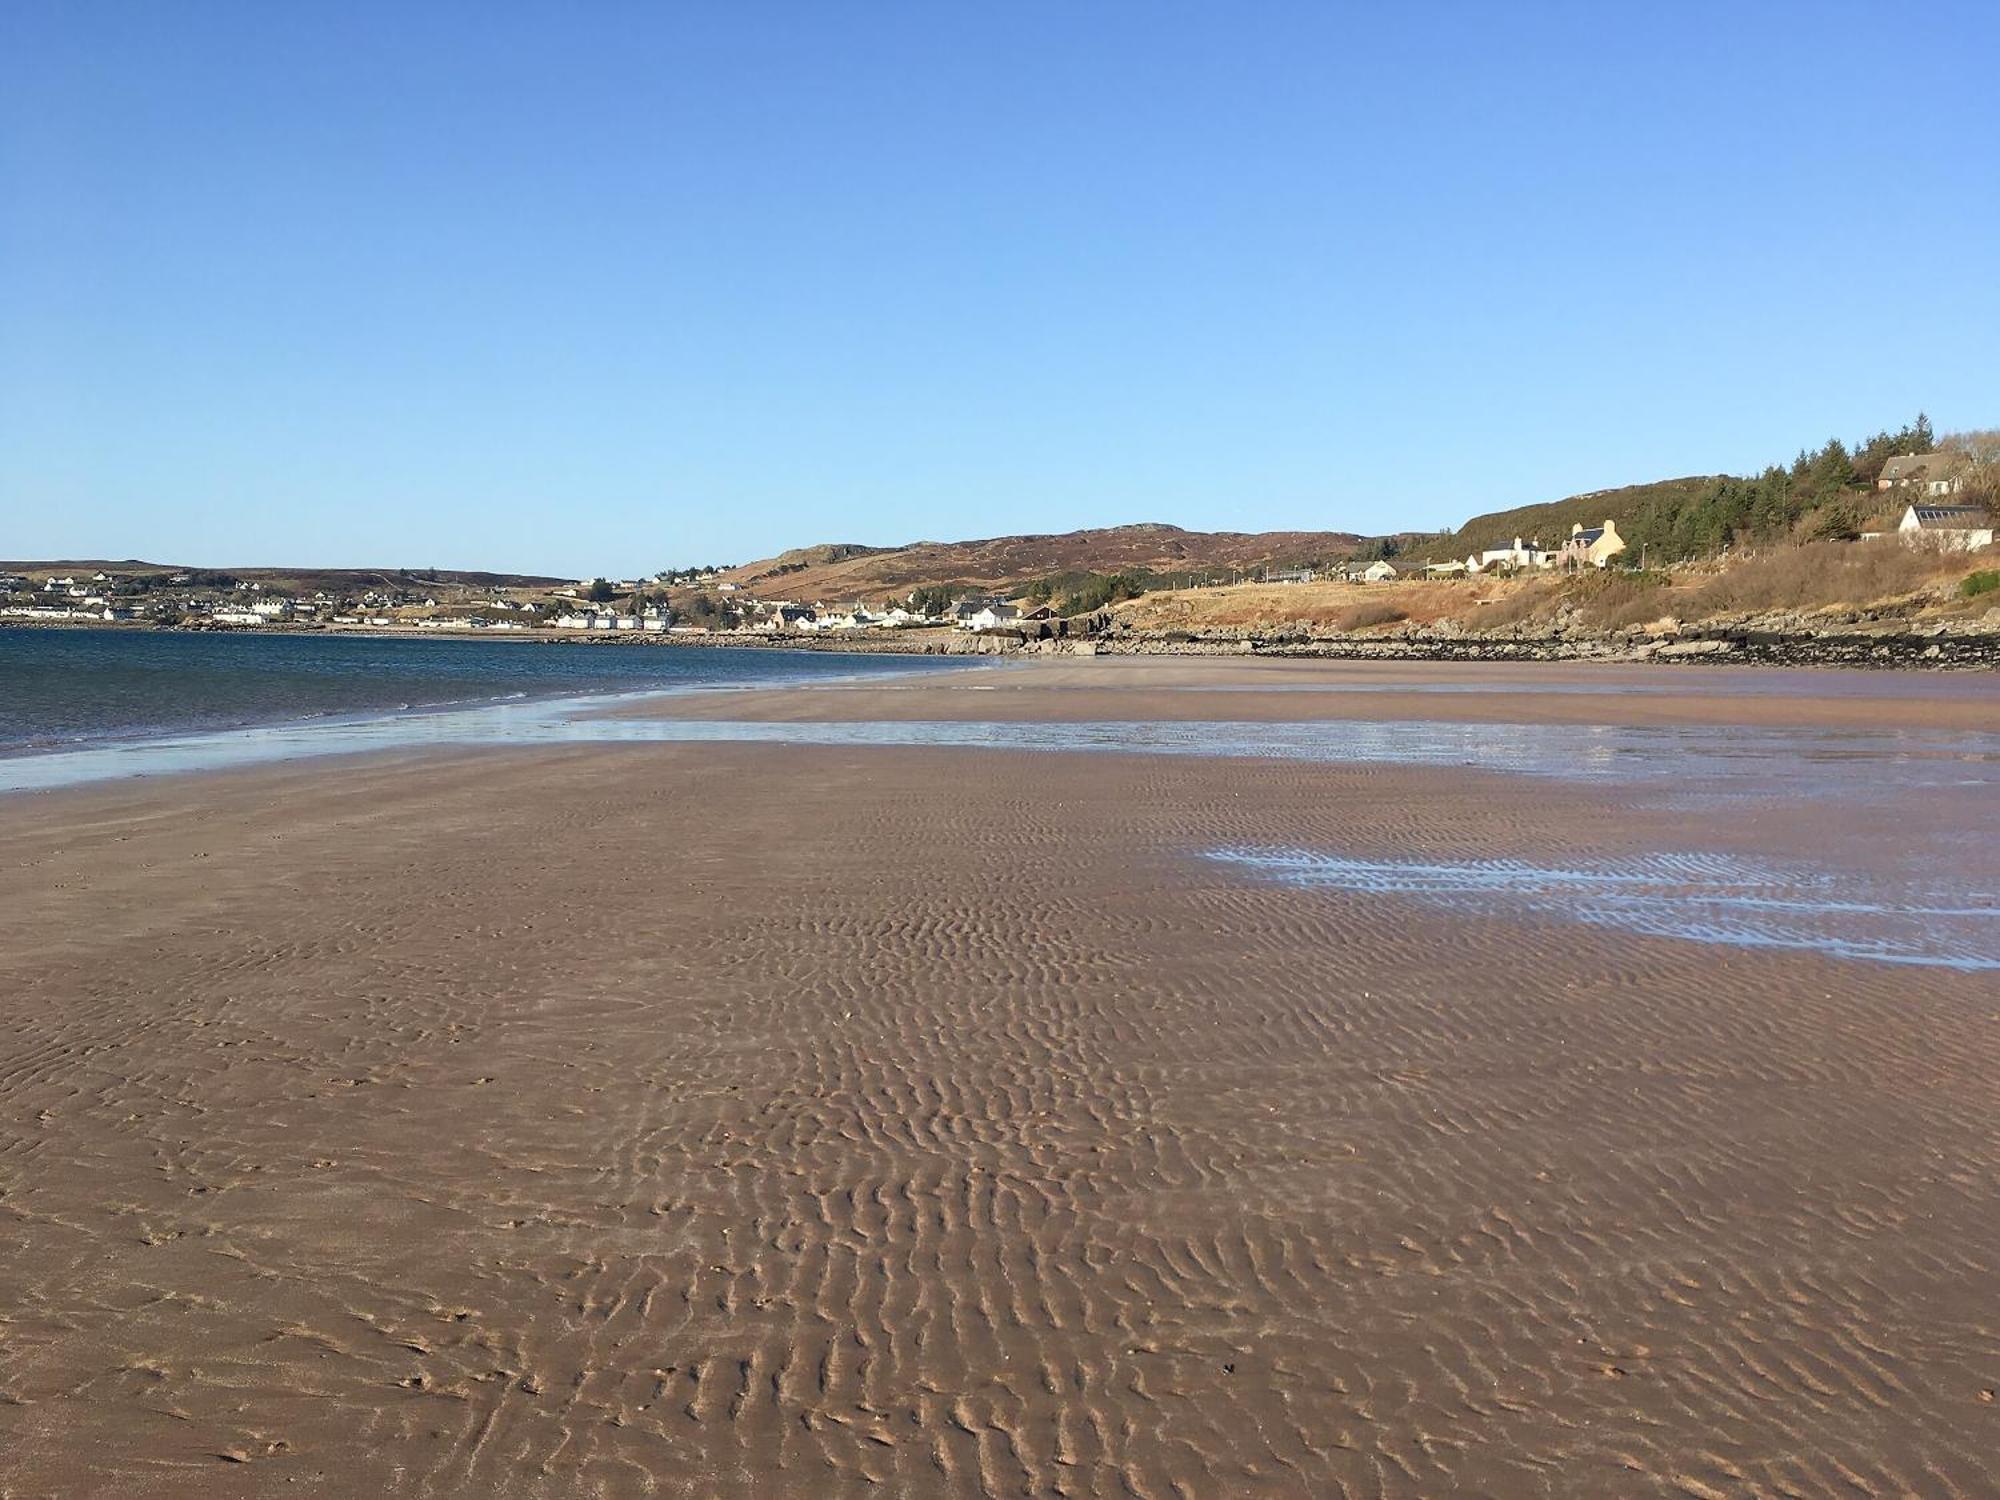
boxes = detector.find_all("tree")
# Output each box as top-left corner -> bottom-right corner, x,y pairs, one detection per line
585,578 -> 615,604
1801,438 -> 1853,499
906,585 -> 965,617
1941,428 -> 2000,506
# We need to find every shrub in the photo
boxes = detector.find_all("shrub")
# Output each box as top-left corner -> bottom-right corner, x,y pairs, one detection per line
1962,569 -> 2000,600
1056,571 -> 1149,616
1462,582 -> 1554,631
1567,569 -> 1673,629
1337,601 -> 1406,631
1687,541 -> 1952,616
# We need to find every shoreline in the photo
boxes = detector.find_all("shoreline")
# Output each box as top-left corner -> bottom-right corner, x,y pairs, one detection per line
9,612 -> 2000,668
8,653 -> 1996,797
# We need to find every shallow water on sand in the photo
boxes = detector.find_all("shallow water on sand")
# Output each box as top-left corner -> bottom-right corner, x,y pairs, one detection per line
3,697 -> 1997,800
9,695 -> 1994,975
1202,847 -> 2000,972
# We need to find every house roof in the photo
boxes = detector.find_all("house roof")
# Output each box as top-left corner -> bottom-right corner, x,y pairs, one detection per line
1881,453 -> 1967,482
1908,505 -> 1993,528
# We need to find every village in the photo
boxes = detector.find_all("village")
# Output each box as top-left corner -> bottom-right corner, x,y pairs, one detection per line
3,453 -> 1992,643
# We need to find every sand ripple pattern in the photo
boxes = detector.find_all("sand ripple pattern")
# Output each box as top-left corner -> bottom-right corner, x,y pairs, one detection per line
0,743 -> 1995,1497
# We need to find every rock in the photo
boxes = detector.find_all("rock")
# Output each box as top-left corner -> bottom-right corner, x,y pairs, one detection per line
1651,638 -> 1739,658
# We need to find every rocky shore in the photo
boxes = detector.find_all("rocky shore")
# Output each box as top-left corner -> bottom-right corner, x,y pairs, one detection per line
1087,616 -> 2000,668
22,612 -> 1999,668
633,620 -> 2000,668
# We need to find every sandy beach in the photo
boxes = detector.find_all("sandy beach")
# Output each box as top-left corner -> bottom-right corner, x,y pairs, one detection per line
2,657 -> 1995,1498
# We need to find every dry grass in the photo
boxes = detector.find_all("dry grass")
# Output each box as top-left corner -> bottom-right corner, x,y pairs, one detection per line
1462,580 -> 1561,631
1686,541 -> 1971,617
1336,601 -> 1407,632
1111,580 -> 1466,631
1570,571 -> 1675,629
1107,543 -> 1993,636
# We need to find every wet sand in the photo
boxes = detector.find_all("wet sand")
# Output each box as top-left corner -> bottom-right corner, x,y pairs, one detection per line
1,658 -> 1995,1497
611,654 -> 2000,731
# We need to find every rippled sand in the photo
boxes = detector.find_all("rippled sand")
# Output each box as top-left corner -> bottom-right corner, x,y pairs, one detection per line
1,658 -> 1995,1497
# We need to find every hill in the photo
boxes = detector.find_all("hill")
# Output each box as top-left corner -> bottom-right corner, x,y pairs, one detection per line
1410,416 -> 1970,566
0,560 -> 571,592
1405,478 -> 1722,565
723,522 -> 1377,601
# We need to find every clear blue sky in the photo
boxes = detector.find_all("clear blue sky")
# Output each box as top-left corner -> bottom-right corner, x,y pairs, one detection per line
4,1 -> 1995,576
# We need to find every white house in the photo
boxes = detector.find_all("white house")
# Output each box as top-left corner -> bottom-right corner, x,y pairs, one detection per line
554,612 -> 668,631
1361,561 -> 1400,583
805,603 -> 884,632
1467,538 -> 1549,573
1897,504 -> 1994,551
955,600 -> 1021,630
755,605 -> 816,633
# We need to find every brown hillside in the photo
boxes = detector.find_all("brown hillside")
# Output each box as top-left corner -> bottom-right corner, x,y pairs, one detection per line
723,522 -> 1371,602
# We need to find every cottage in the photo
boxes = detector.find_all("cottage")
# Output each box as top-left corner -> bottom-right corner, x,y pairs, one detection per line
1897,504 -> 1994,551
756,604 -> 817,633
954,599 -> 1021,630
1467,538 -> 1549,574
1361,560 -> 1400,583
1555,519 -> 1627,569
1878,453 -> 1969,496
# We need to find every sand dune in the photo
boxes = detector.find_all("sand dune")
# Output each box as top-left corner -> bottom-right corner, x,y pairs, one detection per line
0,660 -> 1995,1497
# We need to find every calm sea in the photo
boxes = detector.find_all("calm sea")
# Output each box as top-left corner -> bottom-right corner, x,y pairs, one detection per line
0,626 -> 960,754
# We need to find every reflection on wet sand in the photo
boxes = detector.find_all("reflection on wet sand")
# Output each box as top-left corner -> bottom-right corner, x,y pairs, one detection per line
6,694 -> 1997,801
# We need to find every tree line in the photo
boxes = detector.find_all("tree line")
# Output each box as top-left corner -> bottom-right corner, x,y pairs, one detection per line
1621,414 -> 1941,560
